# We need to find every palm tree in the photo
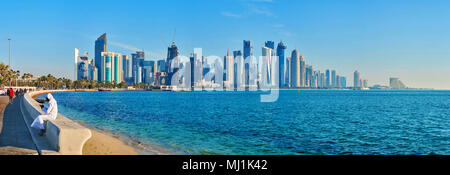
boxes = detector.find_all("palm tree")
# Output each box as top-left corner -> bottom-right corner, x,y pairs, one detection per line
37,76 -> 47,88
118,81 -> 127,89
0,63 -> 12,88
46,74 -> 56,89
21,73 -> 34,86
55,78 -> 63,89
62,78 -> 73,89
9,70 -> 20,87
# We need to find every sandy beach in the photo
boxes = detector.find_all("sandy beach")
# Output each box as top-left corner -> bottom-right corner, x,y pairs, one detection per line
82,129 -> 138,155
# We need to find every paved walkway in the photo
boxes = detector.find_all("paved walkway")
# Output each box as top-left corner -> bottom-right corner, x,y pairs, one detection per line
0,96 -> 38,155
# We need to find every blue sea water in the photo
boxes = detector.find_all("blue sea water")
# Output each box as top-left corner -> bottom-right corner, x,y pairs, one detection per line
47,90 -> 450,155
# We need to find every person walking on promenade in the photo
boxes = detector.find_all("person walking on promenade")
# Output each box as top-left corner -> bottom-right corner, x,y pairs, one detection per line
8,88 -> 14,103
31,93 -> 58,136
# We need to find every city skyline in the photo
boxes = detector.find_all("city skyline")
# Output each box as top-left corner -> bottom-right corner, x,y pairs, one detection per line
1,0 -> 450,89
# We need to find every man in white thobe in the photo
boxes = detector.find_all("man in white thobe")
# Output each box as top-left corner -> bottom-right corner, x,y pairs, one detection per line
31,93 -> 58,136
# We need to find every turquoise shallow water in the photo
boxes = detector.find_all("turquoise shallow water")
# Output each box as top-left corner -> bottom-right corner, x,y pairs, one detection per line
47,90 -> 450,155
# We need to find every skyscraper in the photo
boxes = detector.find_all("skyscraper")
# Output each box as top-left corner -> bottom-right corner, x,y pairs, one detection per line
143,60 -> 155,84
363,79 -> 368,89
233,50 -> 242,58
299,55 -> 306,87
265,41 -> 275,50
113,53 -> 122,84
262,46 -> 274,86
74,48 -> 79,80
122,55 -> 132,83
325,69 -> 331,88
243,40 -> 253,59
336,75 -> 340,88
95,33 -> 107,81
354,71 -> 361,88
136,66 -> 142,84
101,52 -> 122,83
75,49 -> 91,81
132,51 -> 145,84
320,72 -> 325,88
290,49 -> 300,88
341,76 -> 347,88
167,42 -> 179,73
312,71 -> 319,88
331,70 -> 336,88
224,49 -> 234,88
157,60 -> 166,73
305,65 -> 313,87
243,40 -> 253,87
286,57 -> 291,87
276,41 -> 287,88
166,42 -> 179,85
233,50 -> 242,88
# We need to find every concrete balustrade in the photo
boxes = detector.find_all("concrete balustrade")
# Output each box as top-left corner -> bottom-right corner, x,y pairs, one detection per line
20,90 -> 91,155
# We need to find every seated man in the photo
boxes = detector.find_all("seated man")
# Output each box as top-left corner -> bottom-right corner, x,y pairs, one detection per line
31,94 -> 58,136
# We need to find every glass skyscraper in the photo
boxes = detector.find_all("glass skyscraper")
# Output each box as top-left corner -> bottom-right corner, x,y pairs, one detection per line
157,60 -> 166,73
122,55 -> 132,84
233,50 -> 242,88
331,70 -> 336,88
95,33 -> 107,81
276,41 -> 287,88
166,42 -> 179,85
326,69 -> 331,88
167,42 -> 179,73
132,51 -> 145,84
262,46 -> 274,86
264,41 -> 275,50
243,40 -> 252,87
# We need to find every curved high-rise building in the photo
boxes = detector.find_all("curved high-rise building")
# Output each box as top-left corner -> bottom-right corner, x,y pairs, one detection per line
290,49 -> 300,88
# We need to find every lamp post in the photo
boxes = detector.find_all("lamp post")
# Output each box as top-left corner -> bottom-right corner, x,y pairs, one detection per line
8,38 -> 11,67
8,38 -> 12,87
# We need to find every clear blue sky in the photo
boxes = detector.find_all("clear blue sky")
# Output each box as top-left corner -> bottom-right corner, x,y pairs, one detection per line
1,0 -> 450,89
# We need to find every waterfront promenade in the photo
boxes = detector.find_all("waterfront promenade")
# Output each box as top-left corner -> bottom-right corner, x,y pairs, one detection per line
0,90 -> 139,155
0,96 -> 37,155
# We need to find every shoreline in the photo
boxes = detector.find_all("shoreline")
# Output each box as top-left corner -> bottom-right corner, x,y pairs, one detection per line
30,90 -> 177,155
77,122 -> 179,155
